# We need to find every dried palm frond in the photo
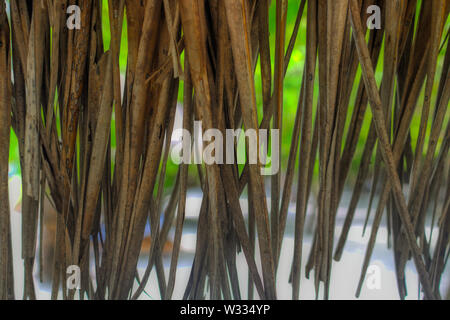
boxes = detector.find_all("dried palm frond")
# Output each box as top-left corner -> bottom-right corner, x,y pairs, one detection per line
0,0 -> 449,300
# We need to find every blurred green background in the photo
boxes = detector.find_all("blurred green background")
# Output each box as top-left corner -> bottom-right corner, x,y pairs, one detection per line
8,1 -> 449,192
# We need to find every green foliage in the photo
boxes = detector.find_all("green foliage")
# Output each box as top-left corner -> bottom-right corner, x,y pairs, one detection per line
8,1 -> 449,187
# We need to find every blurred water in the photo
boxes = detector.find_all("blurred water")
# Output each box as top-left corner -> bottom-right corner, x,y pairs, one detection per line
7,177 -> 450,300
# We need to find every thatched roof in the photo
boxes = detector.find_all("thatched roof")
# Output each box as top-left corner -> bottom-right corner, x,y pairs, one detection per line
0,0 -> 449,300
